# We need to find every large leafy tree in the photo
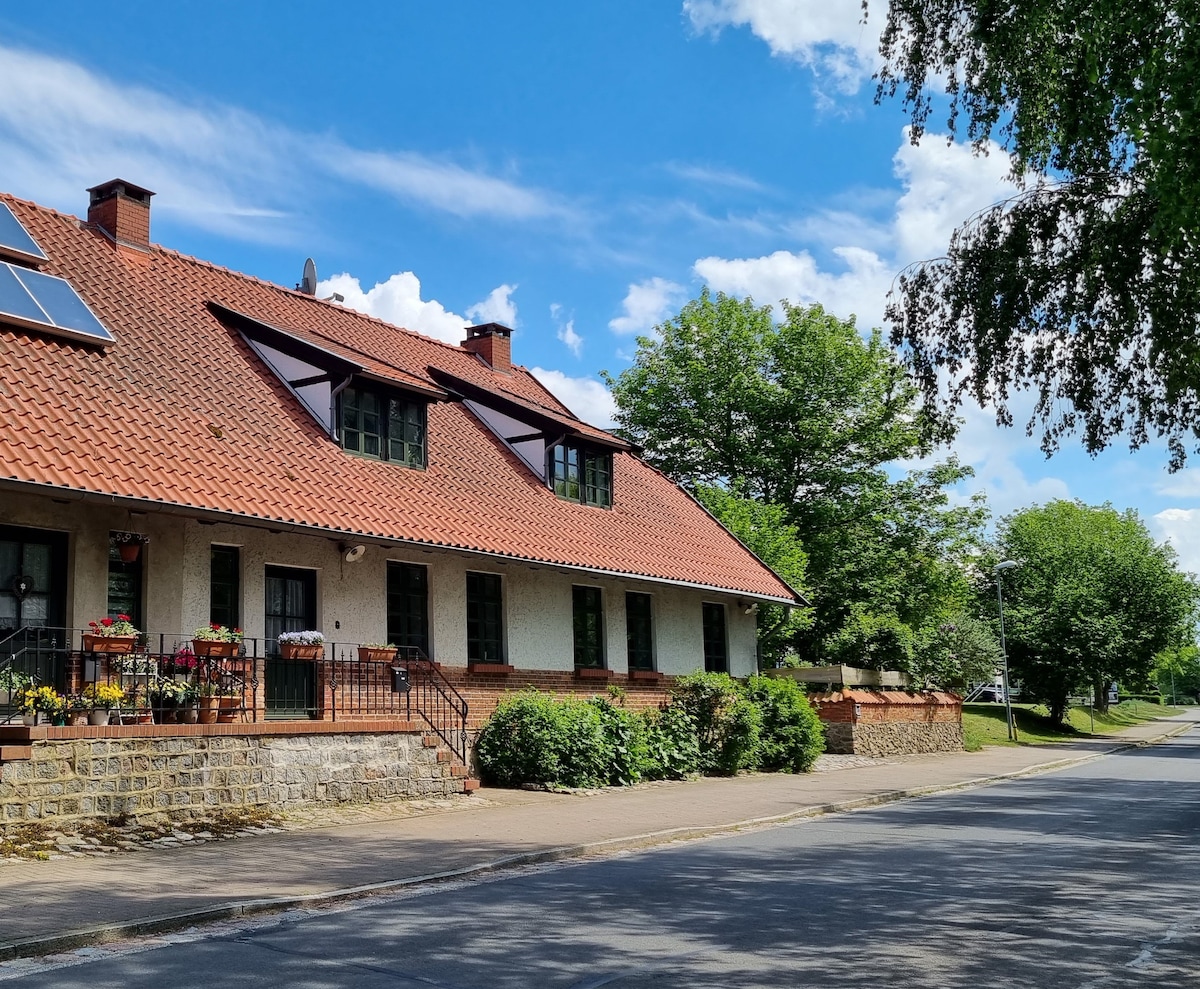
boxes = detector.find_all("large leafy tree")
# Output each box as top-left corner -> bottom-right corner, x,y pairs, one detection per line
993,500 -> 1197,721
873,1 -> 1200,467
604,290 -> 988,675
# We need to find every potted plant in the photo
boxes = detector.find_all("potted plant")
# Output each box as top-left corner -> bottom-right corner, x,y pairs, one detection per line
358,642 -> 397,663
197,680 -> 221,724
191,623 -> 244,658
112,530 -> 149,563
65,693 -> 90,727
20,685 -> 67,726
0,667 -> 33,708
216,687 -> 242,723
83,682 -> 125,726
176,681 -> 200,724
277,630 -> 325,660
149,676 -> 189,723
83,614 -> 141,655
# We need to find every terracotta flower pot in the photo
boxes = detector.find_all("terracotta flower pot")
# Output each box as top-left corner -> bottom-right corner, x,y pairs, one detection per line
217,696 -> 241,723
192,639 -> 239,658
198,696 -> 219,724
280,643 -> 323,660
358,647 -> 396,663
83,634 -> 136,655
117,542 -> 141,563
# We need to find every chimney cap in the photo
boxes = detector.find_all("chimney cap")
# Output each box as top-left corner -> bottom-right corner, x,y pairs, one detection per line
87,179 -> 155,206
465,322 -> 512,340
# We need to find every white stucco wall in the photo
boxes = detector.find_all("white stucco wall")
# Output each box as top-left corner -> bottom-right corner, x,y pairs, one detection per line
1,491 -> 762,676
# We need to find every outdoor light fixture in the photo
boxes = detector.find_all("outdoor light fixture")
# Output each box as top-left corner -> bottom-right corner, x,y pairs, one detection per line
994,560 -> 1019,741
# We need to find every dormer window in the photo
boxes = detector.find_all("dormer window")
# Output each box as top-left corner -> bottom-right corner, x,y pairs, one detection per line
550,442 -> 612,508
339,385 -> 426,468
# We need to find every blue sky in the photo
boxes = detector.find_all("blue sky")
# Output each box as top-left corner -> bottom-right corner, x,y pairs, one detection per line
3,2 -> 1198,571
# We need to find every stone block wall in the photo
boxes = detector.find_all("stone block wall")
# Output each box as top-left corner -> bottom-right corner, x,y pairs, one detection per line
0,721 -> 467,825
811,690 -> 963,756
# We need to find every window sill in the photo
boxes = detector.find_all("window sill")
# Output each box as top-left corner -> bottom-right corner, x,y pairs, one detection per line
627,670 -> 663,681
468,663 -> 514,675
574,667 -> 614,680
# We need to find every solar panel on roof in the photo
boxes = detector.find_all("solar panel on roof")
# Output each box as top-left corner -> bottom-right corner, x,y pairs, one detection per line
0,261 -> 114,345
0,203 -> 47,265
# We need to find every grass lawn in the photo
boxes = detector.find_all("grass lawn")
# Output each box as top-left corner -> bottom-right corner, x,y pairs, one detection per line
962,699 -> 1182,751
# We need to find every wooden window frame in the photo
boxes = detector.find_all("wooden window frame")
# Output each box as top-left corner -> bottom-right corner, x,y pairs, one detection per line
625,591 -> 655,672
573,585 -> 605,669
550,442 -> 612,507
339,384 -> 427,468
466,571 -> 504,664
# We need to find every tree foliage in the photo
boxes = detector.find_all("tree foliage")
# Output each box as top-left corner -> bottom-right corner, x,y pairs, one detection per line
993,500 -> 1197,722
604,290 -> 989,678
873,1 -> 1200,467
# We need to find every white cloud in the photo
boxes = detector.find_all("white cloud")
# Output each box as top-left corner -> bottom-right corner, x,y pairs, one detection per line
1155,469 -> 1200,499
530,368 -> 617,429
466,284 -> 519,327
0,44 -> 566,243
695,246 -> 893,329
317,271 -> 468,345
609,277 -> 687,335
665,161 -> 765,192
684,0 -> 880,93
1153,509 -> 1200,577
691,129 -> 1015,330
557,319 -> 584,358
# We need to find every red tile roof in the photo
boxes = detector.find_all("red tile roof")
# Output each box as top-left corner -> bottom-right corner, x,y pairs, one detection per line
0,192 -> 798,602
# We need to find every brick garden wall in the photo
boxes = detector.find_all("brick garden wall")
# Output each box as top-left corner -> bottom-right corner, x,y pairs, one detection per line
0,721 -> 469,825
437,666 -> 676,731
810,690 -> 963,756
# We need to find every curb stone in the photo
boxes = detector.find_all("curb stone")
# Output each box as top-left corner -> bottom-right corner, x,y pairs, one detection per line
1,719 -> 1192,962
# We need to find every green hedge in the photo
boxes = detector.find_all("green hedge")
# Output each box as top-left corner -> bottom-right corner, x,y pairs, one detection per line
475,673 -> 826,788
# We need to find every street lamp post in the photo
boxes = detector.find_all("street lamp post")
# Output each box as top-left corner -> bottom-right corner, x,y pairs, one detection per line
995,560 -> 1019,742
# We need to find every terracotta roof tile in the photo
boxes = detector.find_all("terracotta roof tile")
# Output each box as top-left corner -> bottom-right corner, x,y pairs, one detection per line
0,192 -> 797,602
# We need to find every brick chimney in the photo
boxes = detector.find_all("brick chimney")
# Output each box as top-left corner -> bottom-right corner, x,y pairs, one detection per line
87,179 -> 155,250
462,322 -> 512,373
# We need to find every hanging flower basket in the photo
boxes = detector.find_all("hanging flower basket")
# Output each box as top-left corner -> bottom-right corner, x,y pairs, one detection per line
113,531 -> 149,563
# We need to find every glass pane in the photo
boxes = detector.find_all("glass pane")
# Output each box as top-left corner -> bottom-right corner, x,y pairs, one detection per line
0,203 -> 47,260
363,433 -> 381,457
0,263 -> 50,324
23,594 -> 48,622
14,267 -> 113,341
24,543 -> 51,585
0,541 -> 18,583
0,594 -> 16,622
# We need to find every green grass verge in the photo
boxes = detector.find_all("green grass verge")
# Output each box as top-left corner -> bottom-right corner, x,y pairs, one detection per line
962,699 -> 1182,751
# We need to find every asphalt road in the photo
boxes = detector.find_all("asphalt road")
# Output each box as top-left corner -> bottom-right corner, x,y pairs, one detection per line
4,730 -> 1198,988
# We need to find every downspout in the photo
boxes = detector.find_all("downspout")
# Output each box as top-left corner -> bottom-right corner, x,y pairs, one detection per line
328,375 -> 353,441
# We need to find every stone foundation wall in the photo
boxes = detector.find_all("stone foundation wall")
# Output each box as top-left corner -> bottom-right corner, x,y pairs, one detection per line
824,721 -> 964,756
0,724 -> 466,824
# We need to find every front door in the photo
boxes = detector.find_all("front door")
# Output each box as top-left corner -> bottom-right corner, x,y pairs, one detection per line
0,525 -> 69,691
264,566 -> 317,718
386,562 -> 429,658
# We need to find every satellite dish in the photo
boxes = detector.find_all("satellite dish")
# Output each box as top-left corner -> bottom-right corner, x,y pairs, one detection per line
342,544 -> 367,563
299,257 -> 317,295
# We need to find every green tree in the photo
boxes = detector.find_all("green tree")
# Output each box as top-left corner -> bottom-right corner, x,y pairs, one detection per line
604,290 -> 989,675
993,500 -> 1197,722
1153,644 -> 1200,704
693,483 -> 811,667
873,1 -> 1200,468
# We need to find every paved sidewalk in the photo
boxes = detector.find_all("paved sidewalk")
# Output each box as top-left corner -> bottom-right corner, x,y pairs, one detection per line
1,711 -> 1195,959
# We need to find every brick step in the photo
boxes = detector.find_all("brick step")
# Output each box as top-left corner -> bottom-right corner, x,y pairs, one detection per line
462,778 -> 480,792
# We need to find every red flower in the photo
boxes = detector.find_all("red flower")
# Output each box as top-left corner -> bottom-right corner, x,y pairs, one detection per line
100,617 -> 114,627
117,614 -> 131,622
211,623 -> 221,631
234,628 -> 242,634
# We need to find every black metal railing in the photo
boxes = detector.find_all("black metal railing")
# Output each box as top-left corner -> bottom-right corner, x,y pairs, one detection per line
0,629 -> 469,761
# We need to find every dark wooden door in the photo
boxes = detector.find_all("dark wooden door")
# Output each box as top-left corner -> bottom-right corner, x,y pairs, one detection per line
264,566 -> 317,718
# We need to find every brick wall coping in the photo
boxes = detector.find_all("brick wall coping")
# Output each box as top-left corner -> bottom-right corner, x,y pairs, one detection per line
0,719 -> 423,745
810,690 -> 962,706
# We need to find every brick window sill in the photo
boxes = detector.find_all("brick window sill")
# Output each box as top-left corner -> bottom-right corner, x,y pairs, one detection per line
627,670 -> 663,681
574,667 -> 614,680
468,663 -> 514,675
